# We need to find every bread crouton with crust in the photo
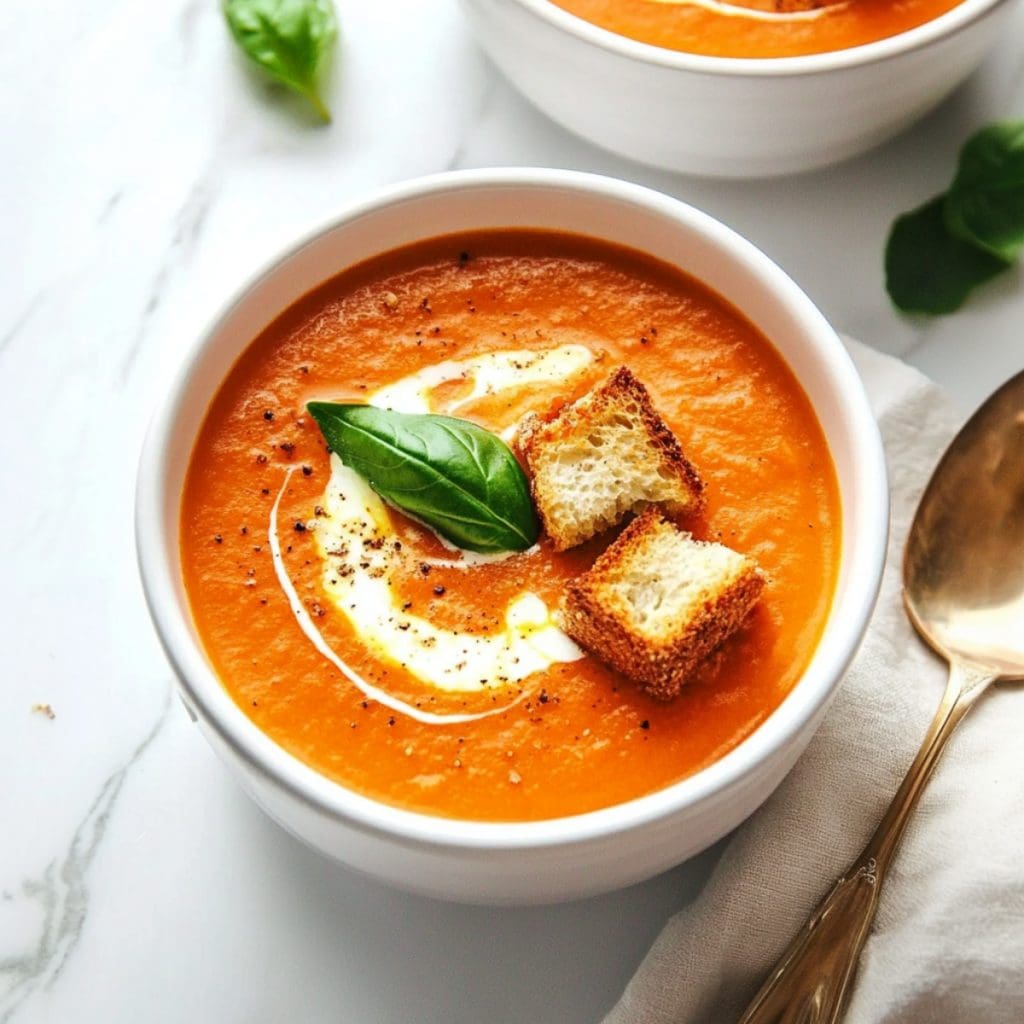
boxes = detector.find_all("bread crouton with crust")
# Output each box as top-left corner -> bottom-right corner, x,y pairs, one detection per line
561,508 -> 764,700
517,366 -> 704,551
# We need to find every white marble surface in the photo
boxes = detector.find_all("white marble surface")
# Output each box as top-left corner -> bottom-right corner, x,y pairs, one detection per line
2,2 -> 1023,1022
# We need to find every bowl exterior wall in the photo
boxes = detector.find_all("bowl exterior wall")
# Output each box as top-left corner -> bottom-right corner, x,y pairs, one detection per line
191,689 -> 828,904
461,0 -> 1013,177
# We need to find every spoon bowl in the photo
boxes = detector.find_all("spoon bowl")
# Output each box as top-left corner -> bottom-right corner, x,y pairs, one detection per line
904,369 -> 1024,678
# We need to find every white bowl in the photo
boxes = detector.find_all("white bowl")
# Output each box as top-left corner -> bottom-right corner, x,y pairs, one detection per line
136,169 -> 888,904
460,0 -> 1016,177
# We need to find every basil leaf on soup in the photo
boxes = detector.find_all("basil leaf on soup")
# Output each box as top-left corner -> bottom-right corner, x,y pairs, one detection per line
944,121 -> 1024,263
306,404 -> 539,554
223,0 -> 337,122
885,195 -> 1011,315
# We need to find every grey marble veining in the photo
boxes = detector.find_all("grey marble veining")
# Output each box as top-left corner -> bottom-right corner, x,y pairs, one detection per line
1,694 -> 170,1023
118,174 -> 219,385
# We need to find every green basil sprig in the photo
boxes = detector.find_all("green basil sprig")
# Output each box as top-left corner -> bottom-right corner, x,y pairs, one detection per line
307,404 -> 539,554
885,196 -> 1011,316
223,0 -> 337,123
885,121 -> 1024,314
945,122 -> 1024,262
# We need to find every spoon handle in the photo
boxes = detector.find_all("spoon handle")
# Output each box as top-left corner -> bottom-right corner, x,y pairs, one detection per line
737,660 -> 993,1024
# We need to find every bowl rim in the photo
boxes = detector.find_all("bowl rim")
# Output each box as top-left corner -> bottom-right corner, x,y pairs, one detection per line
502,0 -> 1013,77
136,167 -> 888,853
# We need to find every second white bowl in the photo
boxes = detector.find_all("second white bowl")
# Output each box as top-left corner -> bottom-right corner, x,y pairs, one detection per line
461,0 -> 1016,177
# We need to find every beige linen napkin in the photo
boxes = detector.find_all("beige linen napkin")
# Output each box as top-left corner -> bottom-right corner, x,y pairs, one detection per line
604,339 -> 1024,1024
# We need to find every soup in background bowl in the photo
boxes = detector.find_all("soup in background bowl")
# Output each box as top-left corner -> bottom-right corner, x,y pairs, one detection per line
136,170 -> 887,903
549,0 -> 965,58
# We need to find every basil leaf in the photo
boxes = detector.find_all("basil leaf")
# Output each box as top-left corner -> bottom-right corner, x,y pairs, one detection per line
885,195 -> 1011,315
306,404 -> 539,554
223,0 -> 337,122
945,122 -> 1024,262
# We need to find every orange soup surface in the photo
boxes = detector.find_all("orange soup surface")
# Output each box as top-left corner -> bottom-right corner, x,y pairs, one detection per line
549,0 -> 963,58
181,230 -> 840,822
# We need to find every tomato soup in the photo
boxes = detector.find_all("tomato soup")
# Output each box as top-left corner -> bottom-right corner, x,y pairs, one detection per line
548,0 -> 963,58
180,230 -> 840,822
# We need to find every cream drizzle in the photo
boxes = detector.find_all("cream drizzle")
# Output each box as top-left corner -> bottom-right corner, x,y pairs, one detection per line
646,0 -> 849,23
268,468 -> 528,725
314,454 -> 583,693
275,344 -> 593,724
370,345 -> 594,426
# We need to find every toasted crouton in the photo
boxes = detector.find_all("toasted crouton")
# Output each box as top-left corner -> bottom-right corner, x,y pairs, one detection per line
561,509 -> 764,700
517,366 -> 704,551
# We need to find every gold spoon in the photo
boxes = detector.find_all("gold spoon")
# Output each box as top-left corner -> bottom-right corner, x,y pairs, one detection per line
738,369 -> 1024,1024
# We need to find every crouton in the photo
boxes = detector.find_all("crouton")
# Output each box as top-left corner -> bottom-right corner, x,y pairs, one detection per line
517,366 -> 703,551
561,508 -> 764,700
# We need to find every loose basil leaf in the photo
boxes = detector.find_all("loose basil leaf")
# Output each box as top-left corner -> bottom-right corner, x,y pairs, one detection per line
885,195 -> 1011,315
306,404 -> 539,554
945,121 -> 1024,262
223,0 -> 337,122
